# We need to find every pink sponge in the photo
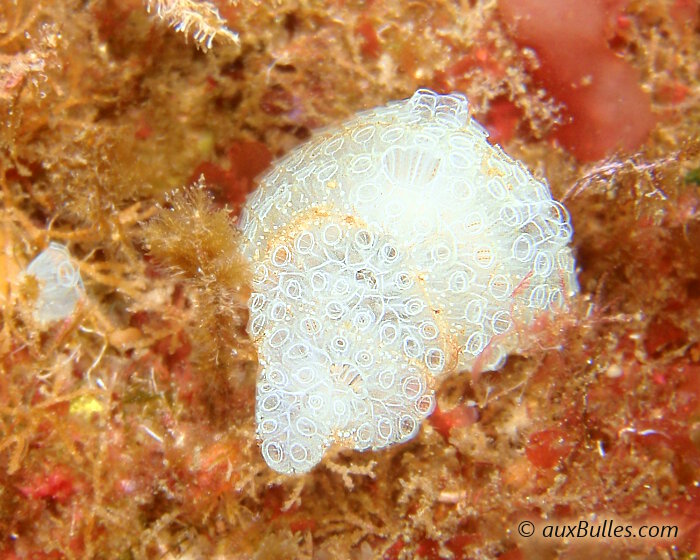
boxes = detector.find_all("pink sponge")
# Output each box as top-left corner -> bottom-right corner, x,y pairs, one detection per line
499,0 -> 655,161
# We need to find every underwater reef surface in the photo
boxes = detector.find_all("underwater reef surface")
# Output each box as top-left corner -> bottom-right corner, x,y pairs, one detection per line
0,0 -> 699,558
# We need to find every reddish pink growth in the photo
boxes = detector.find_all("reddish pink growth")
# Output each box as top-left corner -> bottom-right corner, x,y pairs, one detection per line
616,14 -> 631,29
134,117 -> 153,140
445,533 -> 478,558
19,466 -> 76,503
644,317 -> 687,357
645,489 -> 700,547
289,518 -> 317,533
670,0 -> 699,28
383,539 -> 404,560
191,140 -> 272,209
659,81 -> 689,104
429,403 -> 479,440
525,428 -> 573,469
483,97 -> 521,145
498,548 -> 525,560
499,0 -> 654,161
447,47 -> 505,80
416,538 -> 439,559
356,17 -> 381,59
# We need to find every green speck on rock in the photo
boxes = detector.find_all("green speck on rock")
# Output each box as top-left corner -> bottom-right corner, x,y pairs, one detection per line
685,167 -> 700,186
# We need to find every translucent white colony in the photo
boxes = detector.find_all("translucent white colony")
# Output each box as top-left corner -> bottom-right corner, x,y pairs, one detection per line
238,89 -> 578,474
25,242 -> 85,324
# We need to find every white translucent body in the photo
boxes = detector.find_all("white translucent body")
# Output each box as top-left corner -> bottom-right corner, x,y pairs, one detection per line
26,242 -> 85,324
238,90 -> 578,474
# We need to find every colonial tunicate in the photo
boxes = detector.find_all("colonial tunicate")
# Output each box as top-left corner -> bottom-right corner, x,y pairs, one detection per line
25,242 -> 85,324
238,89 -> 578,474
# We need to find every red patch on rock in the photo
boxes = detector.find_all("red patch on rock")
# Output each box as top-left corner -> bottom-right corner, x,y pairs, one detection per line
499,0 -> 654,161
19,465 -> 77,503
429,403 -> 479,440
644,317 -> 687,357
525,428 -> 573,469
356,17 -> 381,59
191,140 -> 272,209
483,97 -> 521,145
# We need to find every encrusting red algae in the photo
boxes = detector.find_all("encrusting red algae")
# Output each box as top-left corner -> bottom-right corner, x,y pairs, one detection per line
0,0 -> 698,558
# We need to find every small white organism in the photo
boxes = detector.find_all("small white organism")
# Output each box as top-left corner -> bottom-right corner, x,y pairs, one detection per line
144,0 -> 239,51
25,242 -> 85,324
238,89 -> 578,474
